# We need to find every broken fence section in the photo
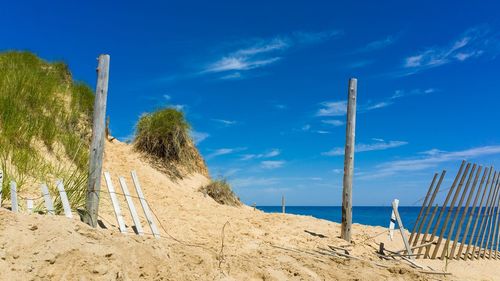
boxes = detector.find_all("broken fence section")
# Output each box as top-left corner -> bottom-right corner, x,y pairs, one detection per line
409,160 -> 500,260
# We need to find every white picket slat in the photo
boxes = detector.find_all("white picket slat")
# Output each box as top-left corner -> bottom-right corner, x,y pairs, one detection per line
104,172 -> 127,233
27,199 -> 34,214
41,184 -> 55,215
56,180 -> 73,218
10,181 -> 18,213
119,176 -> 144,235
131,170 -> 160,238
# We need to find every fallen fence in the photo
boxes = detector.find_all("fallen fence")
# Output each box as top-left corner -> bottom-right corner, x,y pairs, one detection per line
409,160 -> 500,260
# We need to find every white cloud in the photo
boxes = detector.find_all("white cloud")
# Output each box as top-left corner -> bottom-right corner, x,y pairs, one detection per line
392,88 -> 437,99
275,104 -> 287,110
191,131 -> 209,144
402,26 -> 498,74
163,94 -> 171,100
322,119 -> 345,126
241,149 -> 281,161
220,72 -> 243,80
301,124 -> 311,131
231,177 -> 280,188
212,119 -> 237,126
316,101 -> 348,117
362,145 -> 500,179
168,104 -> 186,111
261,160 -> 286,169
322,140 -> 408,156
364,101 -> 392,110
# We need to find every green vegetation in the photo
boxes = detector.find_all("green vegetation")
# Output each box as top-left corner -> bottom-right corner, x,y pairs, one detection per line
134,108 -> 208,178
0,51 -> 94,213
199,179 -> 241,206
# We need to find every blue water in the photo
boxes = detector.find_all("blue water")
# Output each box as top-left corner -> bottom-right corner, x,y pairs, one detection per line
257,206 -> 500,247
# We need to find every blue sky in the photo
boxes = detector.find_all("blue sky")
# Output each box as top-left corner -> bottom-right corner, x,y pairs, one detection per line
2,1 -> 500,206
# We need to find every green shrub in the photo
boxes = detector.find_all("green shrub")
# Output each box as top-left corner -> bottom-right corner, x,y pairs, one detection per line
134,108 -> 205,178
199,179 -> 241,206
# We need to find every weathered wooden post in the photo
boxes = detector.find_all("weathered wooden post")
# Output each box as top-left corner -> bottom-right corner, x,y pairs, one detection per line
83,54 -> 110,227
341,78 -> 357,242
282,195 -> 285,214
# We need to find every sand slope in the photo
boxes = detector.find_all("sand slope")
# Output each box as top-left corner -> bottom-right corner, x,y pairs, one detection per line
1,140 -> 499,280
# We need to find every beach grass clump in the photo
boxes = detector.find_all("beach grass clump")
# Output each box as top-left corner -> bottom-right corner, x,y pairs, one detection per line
0,51 -> 93,209
199,179 -> 241,206
134,108 -> 207,178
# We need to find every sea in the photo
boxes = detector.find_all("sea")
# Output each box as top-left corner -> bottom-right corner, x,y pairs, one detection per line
257,206 -> 500,246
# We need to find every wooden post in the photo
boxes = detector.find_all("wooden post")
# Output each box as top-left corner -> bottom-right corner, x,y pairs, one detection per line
119,176 -> 144,235
485,179 -> 500,259
40,184 -> 55,215
131,171 -> 160,238
27,199 -> 34,214
478,175 -> 500,259
416,204 -> 439,258
104,172 -> 127,233
488,183 -> 500,259
83,54 -> 110,227
56,180 -> 73,218
341,78 -> 357,242
282,195 -> 285,214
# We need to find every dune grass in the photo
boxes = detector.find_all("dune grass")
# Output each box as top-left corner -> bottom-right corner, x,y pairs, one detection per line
199,179 -> 241,206
0,51 -> 94,211
134,107 -> 206,178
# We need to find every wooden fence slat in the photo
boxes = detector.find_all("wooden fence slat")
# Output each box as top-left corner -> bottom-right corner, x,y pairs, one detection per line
0,170 -> 3,206
392,200 -> 414,259
471,172 -> 498,260
40,184 -> 55,215
118,176 -> 144,235
27,199 -> 34,214
104,172 -> 127,233
489,187 -> 500,259
409,173 -> 438,245
460,167 -> 491,260
424,161 -> 466,258
56,180 -> 73,218
478,177 -> 500,259
131,170 -> 160,238
432,163 -> 471,259
10,181 -> 18,213
416,204 -> 439,258
486,180 -> 500,259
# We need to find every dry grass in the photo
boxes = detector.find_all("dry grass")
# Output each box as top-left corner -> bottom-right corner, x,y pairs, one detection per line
199,179 -> 241,206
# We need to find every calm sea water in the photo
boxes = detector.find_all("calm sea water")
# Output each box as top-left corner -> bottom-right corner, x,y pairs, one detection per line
257,206 -> 499,246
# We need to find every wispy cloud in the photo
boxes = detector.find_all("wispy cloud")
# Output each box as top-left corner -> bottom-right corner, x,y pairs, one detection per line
191,131 -> 209,144
212,119 -> 237,126
231,177 -> 280,187
241,149 -> 281,161
206,147 -> 246,159
361,145 -> 500,179
322,140 -> 408,156
402,26 -> 499,75
261,160 -> 286,169
358,35 -> 397,52
202,30 -> 341,79
321,119 -> 345,126
317,87 -> 436,117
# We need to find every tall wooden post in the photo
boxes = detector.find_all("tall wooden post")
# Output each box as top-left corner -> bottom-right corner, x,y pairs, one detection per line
282,195 -> 285,214
341,78 -> 357,242
83,54 -> 110,227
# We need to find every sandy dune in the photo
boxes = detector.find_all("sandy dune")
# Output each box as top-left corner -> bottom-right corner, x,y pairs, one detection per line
1,140 -> 499,280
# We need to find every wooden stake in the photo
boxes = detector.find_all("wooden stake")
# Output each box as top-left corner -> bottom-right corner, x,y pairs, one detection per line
450,166 -> 482,258
119,176 -> 144,235
131,171 -> 160,238
84,54 -> 110,227
416,204 -> 439,258
0,170 -> 3,206
487,179 -> 500,258
56,180 -> 73,218
459,167 -> 490,259
104,172 -> 127,233
282,195 -> 285,214
389,199 -> 399,240
341,78 -> 357,242
431,163 -> 470,259
471,171 -> 498,260
424,161 -> 465,258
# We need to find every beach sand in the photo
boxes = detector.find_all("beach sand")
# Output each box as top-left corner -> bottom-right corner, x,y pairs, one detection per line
0,140 -> 498,280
